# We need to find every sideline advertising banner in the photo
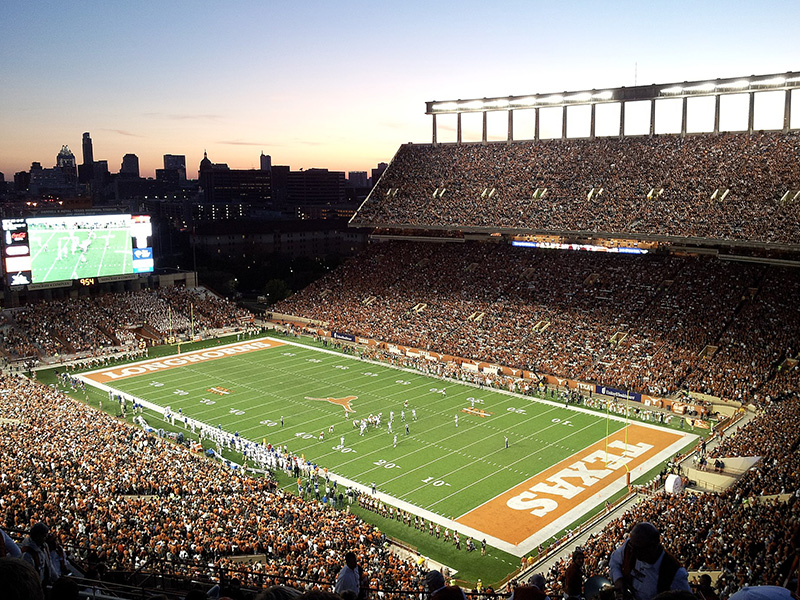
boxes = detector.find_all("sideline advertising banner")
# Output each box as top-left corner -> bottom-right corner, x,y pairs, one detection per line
332,332 -> 356,342
595,385 -> 641,403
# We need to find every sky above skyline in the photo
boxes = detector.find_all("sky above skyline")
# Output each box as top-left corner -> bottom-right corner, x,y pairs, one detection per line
1,1 -> 798,180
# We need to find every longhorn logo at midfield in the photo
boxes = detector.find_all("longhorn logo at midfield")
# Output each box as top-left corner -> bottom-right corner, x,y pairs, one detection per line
305,395 -> 357,413
462,407 -> 492,418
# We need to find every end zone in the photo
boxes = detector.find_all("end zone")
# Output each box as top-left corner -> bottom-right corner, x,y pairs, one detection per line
81,338 -> 285,384
457,424 -> 696,555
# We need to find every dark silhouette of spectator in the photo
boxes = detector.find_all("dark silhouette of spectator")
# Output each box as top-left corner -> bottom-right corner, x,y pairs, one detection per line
609,522 -> 690,600
563,548 -> 585,600
49,576 -> 80,600
0,556 -> 45,600
20,522 -> 54,585
335,551 -> 363,598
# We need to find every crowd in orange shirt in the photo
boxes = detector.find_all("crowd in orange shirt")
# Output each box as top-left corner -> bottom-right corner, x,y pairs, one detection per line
0,375 -> 424,595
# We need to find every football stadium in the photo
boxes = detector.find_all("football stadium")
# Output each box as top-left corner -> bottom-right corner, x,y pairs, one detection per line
2,72 -> 800,600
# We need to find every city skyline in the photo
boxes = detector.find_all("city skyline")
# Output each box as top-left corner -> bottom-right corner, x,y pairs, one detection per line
1,1 -> 798,180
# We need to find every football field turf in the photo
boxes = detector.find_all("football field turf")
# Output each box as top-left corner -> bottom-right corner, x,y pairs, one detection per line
80,337 -> 696,556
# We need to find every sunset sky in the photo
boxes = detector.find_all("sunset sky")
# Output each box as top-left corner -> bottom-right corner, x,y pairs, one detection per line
1,1 -> 797,180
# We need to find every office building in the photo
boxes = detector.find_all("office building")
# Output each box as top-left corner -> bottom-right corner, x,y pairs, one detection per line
120,153 -> 140,178
56,145 -> 77,183
347,171 -> 368,188
79,132 -> 94,183
163,154 -> 187,182
371,162 -> 388,185
198,151 -> 271,206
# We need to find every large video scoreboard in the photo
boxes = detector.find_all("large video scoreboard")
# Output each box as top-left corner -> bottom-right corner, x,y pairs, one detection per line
1,214 -> 154,287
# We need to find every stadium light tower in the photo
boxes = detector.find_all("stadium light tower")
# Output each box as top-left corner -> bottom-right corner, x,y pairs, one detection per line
426,71 -> 800,143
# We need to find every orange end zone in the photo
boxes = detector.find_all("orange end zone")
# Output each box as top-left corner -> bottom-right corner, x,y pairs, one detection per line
82,338 -> 285,384
457,424 -> 686,547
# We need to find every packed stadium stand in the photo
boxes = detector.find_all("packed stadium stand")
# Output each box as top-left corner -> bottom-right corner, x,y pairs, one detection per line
274,241 -> 799,404
3,127 -> 800,598
1,287 -> 250,364
352,133 -> 800,246
1,366 -> 798,598
0,375 -> 425,597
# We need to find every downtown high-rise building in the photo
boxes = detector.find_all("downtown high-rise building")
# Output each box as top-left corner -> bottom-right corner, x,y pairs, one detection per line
347,171 -> 368,188
79,132 -> 94,183
56,145 -> 77,182
371,162 -> 388,185
163,154 -> 187,182
56,145 -> 76,170
120,153 -> 140,177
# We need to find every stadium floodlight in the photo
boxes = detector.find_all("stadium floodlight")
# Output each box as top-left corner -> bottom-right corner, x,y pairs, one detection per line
460,100 -> 484,110
757,76 -> 786,86
485,99 -> 510,109
687,82 -> 715,92
717,79 -> 750,89
510,96 -> 537,106
567,92 -> 592,102
426,71 -> 798,122
432,102 -> 459,112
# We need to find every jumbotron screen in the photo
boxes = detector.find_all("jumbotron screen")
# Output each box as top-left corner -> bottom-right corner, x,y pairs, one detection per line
1,214 -> 154,286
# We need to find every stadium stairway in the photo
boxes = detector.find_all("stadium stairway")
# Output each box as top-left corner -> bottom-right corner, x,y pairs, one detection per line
683,456 -> 761,493
133,323 -> 163,342
97,324 -> 120,345
54,332 -> 76,355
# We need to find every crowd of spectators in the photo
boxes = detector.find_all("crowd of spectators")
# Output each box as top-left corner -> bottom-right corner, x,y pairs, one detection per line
543,396 -> 800,600
4,131 -> 800,599
1,286 -> 251,362
0,374 -> 425,595
682,267 -> 800,402
275,241 -> 799,403
1,325 -> 38,361
0,281 -> 798,599
354,132 -> 800,245
2,371 -> 798,599
707,398 -> 800,497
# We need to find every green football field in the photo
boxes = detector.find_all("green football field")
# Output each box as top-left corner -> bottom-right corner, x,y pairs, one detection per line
80,336 -> 695,556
